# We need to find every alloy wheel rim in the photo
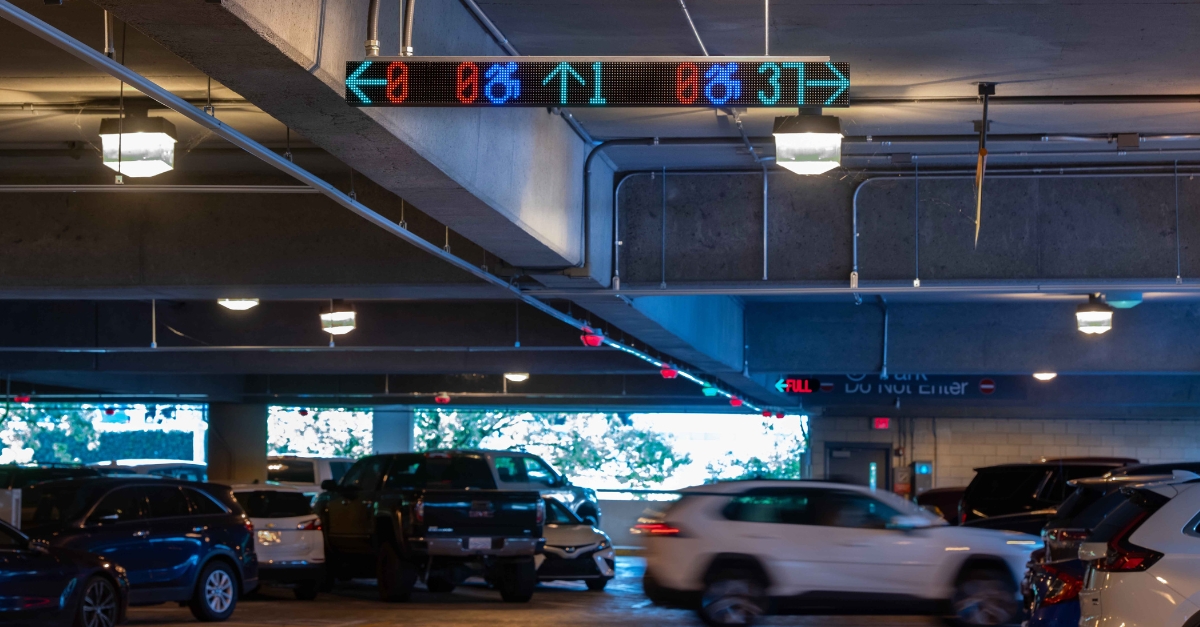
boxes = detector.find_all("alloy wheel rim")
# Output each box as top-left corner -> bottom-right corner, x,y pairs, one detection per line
702,580 -> 762,626
205,570 -> 234,613
82,581 -> 117,627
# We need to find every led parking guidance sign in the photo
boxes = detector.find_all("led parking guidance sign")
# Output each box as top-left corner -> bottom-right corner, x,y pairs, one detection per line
345,57 -> 849,108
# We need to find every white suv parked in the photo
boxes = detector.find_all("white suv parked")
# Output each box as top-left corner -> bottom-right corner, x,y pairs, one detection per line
267,456 -> 354,496
1078,475 -> 1200,627
639,480 -> 1040,626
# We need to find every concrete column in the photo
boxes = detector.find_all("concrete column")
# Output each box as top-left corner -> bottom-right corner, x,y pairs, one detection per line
207,403 -> 268,483
373,406 -> 415,454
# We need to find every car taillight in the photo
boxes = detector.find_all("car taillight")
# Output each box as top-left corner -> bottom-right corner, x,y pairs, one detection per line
1041,564 -> 1083,605
243,519 -> 254,534
415,498 -> 424,524
632,522 -> 682,537
959,509 -> 967,525
536,499 -> 545,525
297,518 -> 322,531
1094,510 -> 1163,572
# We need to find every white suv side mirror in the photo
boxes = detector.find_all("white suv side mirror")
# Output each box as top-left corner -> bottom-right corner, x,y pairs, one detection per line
1079,541 -> 1108,561
888,515 -> 931,530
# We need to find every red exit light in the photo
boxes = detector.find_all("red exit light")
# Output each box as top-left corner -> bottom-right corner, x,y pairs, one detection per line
872,417 -> 891,430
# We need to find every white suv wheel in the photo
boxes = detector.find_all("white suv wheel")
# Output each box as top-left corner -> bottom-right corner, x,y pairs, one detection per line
699,577 -> 764,627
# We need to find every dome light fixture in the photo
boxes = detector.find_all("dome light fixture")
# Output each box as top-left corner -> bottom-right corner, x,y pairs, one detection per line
580,328 -> 605,347
217,298 -> 259,311
660,366 -> 679,379
1076,294 -> 1114,335
1033,372 -> 1058,381
504,373 -> 530,383
99,115 -> 177,178
773,114 -> 842,175
320,299 -> 356,335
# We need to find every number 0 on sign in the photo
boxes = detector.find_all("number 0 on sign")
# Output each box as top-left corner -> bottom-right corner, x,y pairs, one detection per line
346,57 -> 850,108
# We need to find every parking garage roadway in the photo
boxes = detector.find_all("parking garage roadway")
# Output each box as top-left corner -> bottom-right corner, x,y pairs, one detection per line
125,558 -> 941,627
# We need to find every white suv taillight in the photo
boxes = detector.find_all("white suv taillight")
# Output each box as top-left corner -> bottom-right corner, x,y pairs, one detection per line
415,498 -> 425,524
297,518 -> 322,531
536,499 -> 545,525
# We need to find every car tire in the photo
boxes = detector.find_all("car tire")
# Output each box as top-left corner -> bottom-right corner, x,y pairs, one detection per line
425,574 -> 456,594
497,558 -> 537,603
75,576 -> 119,627
293,580 -> 320,601
189,562 -> 238,622
698,571 -> 765,627
375,542 -> 417,603
585,578 -> 609,592
950,568 -> 1019,626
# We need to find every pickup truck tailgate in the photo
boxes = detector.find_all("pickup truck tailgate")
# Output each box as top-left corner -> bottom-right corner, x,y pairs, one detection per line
420,490 -> 542,537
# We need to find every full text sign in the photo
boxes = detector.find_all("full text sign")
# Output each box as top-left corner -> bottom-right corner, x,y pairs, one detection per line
345,57 -> 849,108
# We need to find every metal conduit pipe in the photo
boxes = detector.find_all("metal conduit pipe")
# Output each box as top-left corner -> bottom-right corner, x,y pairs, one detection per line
851,94 -> 1200,106
0,2 -> 769,411
0,185 -> 319,193
364,0 -> 381,56
400,0 -> 415,55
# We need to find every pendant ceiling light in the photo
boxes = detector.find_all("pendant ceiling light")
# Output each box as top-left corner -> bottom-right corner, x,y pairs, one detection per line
217,298 -> 259,311
98,115 -> 177,178
1076,294 -> 1114,335
320,299 -> 356,335
773,114 -> 842,175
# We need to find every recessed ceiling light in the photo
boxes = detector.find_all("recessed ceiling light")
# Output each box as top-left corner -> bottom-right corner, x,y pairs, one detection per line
504,373 -> 529,382
1033,372 -> 1057,381
217,298 -> 259,311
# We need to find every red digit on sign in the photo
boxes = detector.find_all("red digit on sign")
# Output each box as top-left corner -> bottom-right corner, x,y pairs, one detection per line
456,62 -> 479,104
676,62 -> 699,105
386,62 -> 409,103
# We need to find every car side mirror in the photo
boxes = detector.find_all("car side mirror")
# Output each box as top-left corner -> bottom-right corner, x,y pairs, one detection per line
321,479 -> 339,492
1078,542 -> 1108,561
888,515 -> 931,531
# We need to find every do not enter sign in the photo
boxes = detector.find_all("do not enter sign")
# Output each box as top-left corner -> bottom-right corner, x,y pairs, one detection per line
979,379 -> 996,395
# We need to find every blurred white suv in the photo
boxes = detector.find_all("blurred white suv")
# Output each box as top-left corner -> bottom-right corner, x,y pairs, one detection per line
232,483 -> 325,600
1078,476 -> 1200,627
266,456 -> 354,496
638,480 -> 1040,626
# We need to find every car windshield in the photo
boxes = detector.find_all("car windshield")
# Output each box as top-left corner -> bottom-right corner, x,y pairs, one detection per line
22,484 -> 96,528
267,460 -> 315,484
233,490 -> 314,518
546,499 -> 582,524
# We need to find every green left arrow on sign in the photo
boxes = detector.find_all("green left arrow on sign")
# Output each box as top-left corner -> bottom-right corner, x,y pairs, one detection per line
775,378 -> 788,393
347,62 -> 387,104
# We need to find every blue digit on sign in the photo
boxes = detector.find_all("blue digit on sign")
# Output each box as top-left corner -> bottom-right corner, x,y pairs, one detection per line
757,62 -> 780,105
704,63 -> 742,106
484,62 -> 521,104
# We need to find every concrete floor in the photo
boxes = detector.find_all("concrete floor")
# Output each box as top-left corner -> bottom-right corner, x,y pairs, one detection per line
125,558 -> 943,627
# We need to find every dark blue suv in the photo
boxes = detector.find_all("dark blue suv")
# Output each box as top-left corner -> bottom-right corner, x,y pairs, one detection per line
21,478 -> 257,622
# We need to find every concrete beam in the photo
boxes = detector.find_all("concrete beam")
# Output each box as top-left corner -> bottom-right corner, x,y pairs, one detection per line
94,0 -> 601,277
617,172 -> 1200,284
0,177 -> 507,298
747,301 -> 1200,375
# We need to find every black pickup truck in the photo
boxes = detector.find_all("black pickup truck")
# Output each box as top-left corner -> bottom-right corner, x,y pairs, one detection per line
314,452 -> 545,602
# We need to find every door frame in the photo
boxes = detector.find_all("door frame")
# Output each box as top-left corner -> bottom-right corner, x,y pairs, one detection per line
824,442 -> 893,491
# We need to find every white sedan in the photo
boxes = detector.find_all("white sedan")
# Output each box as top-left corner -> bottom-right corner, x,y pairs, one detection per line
638,480 -> 1041,626
232,483 -> 325,600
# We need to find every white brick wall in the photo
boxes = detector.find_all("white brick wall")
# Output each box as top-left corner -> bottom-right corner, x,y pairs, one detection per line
809,416 -> 1200,489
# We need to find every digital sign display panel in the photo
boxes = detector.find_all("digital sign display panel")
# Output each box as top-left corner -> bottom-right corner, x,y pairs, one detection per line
345,57 -> 849,108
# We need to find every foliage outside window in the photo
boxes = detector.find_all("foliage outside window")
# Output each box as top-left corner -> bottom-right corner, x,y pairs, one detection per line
267,407 -> 371,458
0,404 -> 206,465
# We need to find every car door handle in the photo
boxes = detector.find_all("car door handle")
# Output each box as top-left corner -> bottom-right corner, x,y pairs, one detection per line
133,530 -> 150,538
